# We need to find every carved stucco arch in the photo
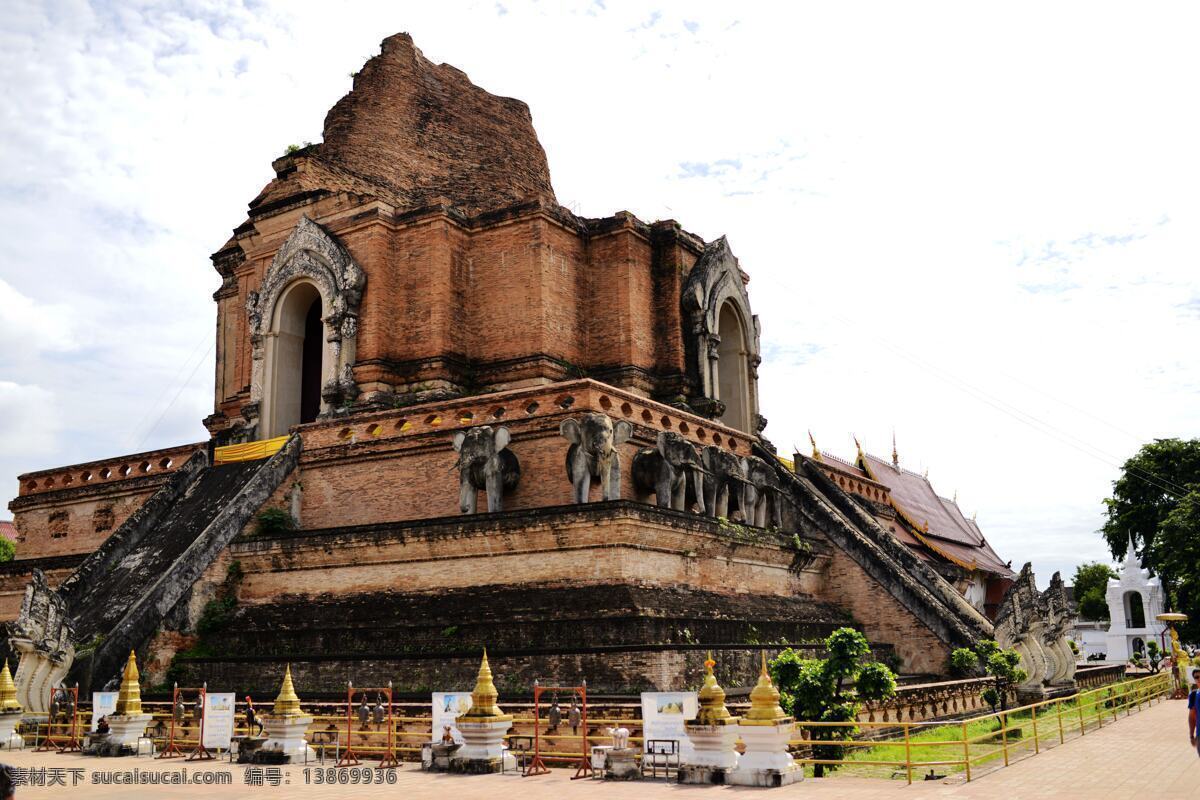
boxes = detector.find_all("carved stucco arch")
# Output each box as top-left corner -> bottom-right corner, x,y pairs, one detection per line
245,216 -> 365,438
681,235 -> 763,434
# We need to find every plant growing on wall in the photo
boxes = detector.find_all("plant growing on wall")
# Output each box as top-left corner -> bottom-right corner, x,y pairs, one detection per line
254,507 -> 296,536
770,627 -> 897,777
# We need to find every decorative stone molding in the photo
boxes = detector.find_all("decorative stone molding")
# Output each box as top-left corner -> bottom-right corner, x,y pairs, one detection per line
681,237 -> 761,432
244,216 -> 365,438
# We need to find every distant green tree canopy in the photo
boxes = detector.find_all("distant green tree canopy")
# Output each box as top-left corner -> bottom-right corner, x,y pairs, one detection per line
0,537 -> 13,563
1073,562 -> 1118,621
1101,438 -> 1200,642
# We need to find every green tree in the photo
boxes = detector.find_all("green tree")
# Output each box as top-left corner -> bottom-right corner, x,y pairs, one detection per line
954,639 -> 1025,713
0,537 -> 13,563
769,627 -> 897,777
1102,438 -> 1200,642
1072,562 -> 1117,621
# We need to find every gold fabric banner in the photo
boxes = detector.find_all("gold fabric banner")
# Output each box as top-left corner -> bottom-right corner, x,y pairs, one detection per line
213,435 -> 288,464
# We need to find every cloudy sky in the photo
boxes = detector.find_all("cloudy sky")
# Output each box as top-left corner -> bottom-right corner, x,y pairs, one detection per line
2,1 -> 1198,585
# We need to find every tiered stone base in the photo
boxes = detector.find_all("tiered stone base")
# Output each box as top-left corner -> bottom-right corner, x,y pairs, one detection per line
679,722 -> 739,784
604,748 -> 639,780
678,765 -> 732,785
88,714 -> 153,757
727,724 -> 802,787
450,718 -> 515,774
0,712 -> 24,750
257,714 -> 317,764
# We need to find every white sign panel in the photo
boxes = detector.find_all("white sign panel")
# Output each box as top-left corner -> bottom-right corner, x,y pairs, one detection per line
202,693 -> 236,750
431,692 -> 471,744
90,692 -> 118,732
640,691 -> 698,762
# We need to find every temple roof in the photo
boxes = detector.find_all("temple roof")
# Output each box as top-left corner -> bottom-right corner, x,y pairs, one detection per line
858,452 -> 1013,577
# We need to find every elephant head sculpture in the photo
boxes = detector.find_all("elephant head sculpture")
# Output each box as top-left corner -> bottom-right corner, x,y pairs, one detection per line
701,445 -> 748,521
632,431 -> 706,513
742,455 -> 783,529
560,413 -> 633,503
451,425 -> 520,514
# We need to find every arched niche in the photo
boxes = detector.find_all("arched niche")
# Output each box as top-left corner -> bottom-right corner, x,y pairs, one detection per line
243,216 -> 365,440
716,300 -> 752,432
262,280 -> 327,438
1124,591 -> 1146,629
681,236 -> 762,435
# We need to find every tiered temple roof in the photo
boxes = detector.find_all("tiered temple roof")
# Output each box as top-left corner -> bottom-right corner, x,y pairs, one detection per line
807,445 -> 1013,581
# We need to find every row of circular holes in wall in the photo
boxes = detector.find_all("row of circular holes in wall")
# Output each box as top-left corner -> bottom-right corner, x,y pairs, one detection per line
25,457 -> 176,493
334,394 -> 743,451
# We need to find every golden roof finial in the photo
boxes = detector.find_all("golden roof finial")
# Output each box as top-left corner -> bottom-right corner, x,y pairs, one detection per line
692,651 -> 735,725
273,664 -> 302,717
892,431 -> 899,468
808,430 -> 821,461
741,652 -> 790,726
115,650 -> 143,716
0,660 -> 20,713
460,648 -> 510,721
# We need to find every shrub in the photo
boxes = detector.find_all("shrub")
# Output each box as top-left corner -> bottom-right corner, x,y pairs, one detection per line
254,507 -> 296,536
0,537 -> 14,563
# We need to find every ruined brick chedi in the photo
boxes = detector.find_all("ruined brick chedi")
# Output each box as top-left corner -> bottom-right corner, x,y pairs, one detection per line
3,33 -> 1072,702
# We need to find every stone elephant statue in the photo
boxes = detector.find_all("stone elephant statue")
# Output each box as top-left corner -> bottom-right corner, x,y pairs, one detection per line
631,431 -> 706,513
560,413 -> 633,503
701,445 -> 748,521
451,425 -> 520,514
742,455 -> 783,529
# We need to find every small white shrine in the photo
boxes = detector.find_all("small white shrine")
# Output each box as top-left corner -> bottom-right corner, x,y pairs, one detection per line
1104,539 -> 1165,662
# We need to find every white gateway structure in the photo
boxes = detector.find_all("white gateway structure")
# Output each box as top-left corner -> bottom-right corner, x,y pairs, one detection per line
1104,541 -> 1165,662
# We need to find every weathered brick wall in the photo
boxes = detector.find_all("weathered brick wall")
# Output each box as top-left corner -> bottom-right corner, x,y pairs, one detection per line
292,379 -> 753,530
7,442 -> 203,559
821,545 -> 948,674
228,503 -> 824,604
208,200 -> 708,435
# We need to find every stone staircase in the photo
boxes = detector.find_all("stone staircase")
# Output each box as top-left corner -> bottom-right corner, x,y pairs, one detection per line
9,436 -> 300,706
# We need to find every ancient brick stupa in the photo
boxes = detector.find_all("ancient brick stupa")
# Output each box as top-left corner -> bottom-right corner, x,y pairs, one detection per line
3,31 -> 1056,708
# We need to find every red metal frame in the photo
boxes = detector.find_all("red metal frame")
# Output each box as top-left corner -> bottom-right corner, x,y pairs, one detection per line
186,686 -> 214,761
524,683 -> 591,779
38,686 -> 81,753
336,685 -> 399,768
158,685 -> 208,759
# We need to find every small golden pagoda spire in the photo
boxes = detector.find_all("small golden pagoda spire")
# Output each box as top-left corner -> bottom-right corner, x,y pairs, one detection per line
459,649 -> 511,721
0,660 -> 20,713
692,651 -> 736,725
892,431 -> 899,468
808,430 -> 821,461
740,652 -> 790,726
272,664 -> 302,717
114,650 -> 143,716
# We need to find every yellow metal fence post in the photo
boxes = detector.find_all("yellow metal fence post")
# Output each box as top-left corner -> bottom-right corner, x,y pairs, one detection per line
1031,704 -> 1040,754
1001,710 -> 1009,767
904,723 -> 912,785
1056,697 -> 1064,745
961,720 -> 971,782
1078,693 -> 1086,735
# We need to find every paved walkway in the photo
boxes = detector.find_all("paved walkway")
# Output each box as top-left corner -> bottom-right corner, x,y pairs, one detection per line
1,698 -> 1195,798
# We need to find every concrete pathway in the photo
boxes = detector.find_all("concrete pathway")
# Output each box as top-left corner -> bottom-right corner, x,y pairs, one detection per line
1,697 -> 1195,798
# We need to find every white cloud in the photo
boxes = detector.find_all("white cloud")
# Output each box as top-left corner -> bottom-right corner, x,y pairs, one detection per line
3,1 -> 1199,586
